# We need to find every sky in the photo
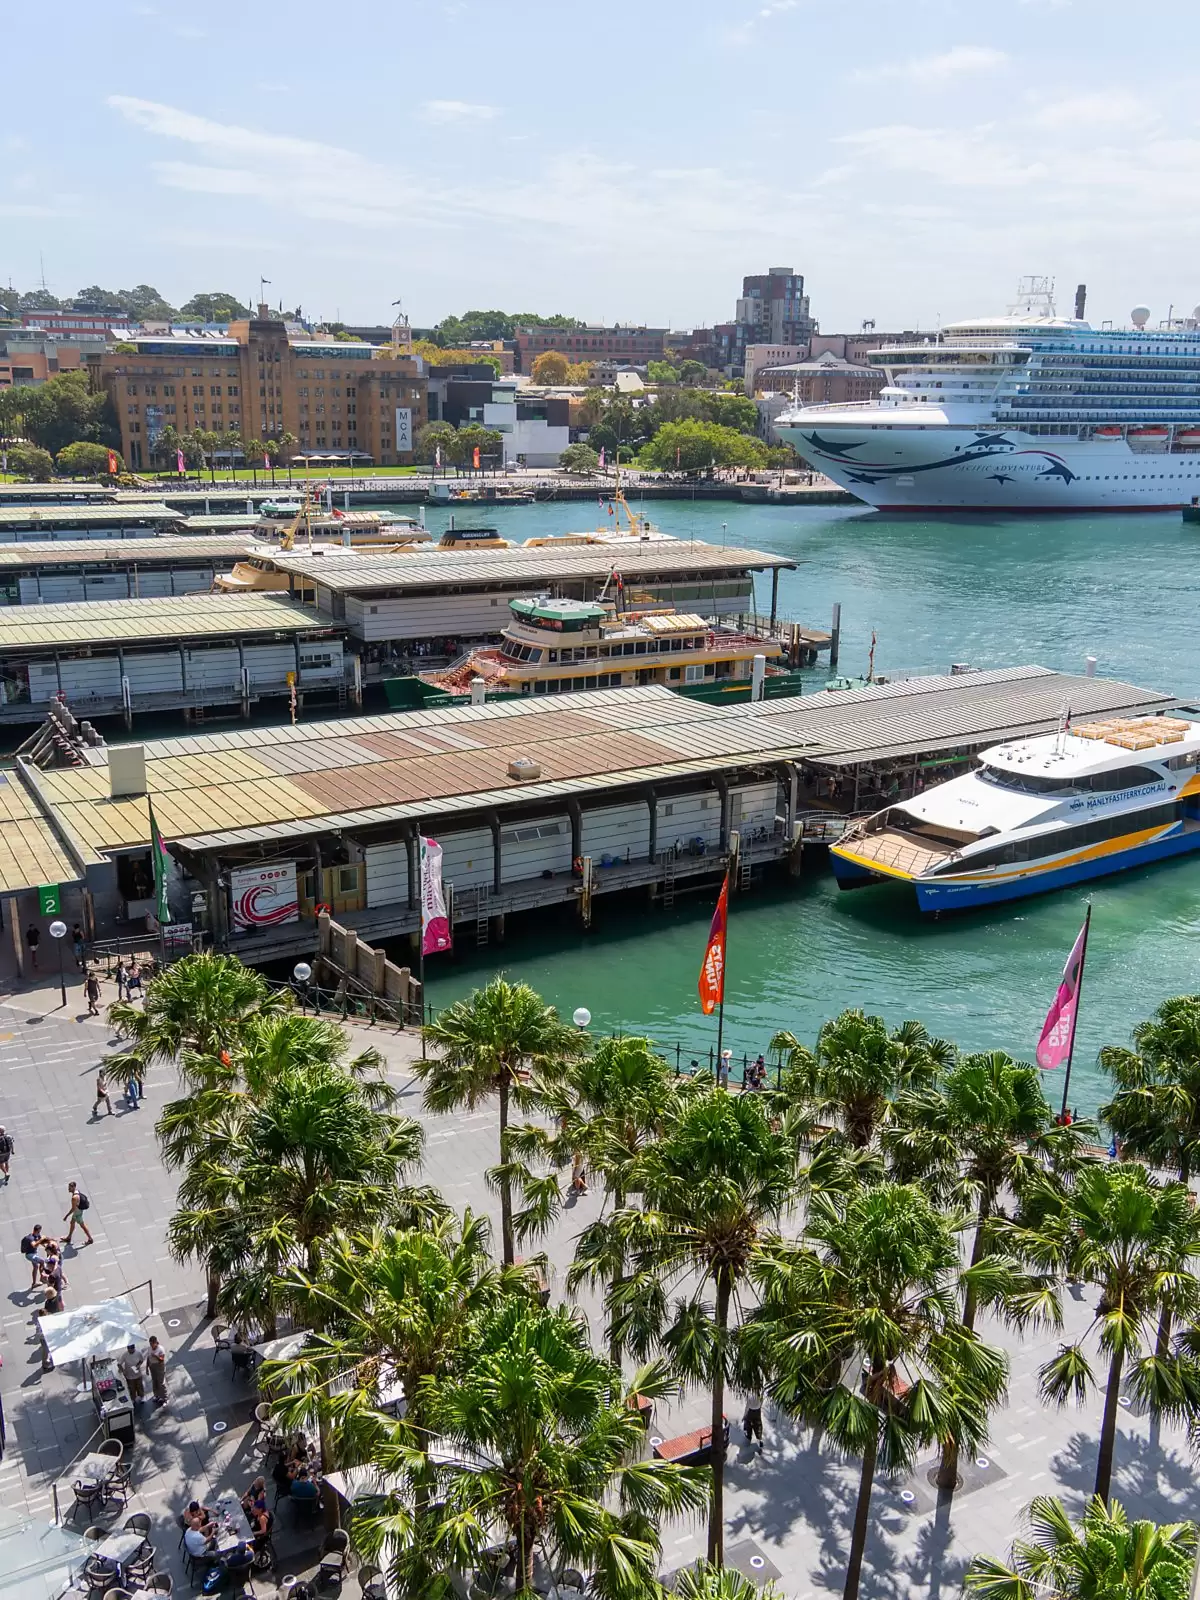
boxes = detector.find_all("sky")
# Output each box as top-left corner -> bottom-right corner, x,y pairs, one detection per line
5,0 -> 1200,334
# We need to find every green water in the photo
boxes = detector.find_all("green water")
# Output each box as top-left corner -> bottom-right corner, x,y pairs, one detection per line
412,500 -> 1200,1115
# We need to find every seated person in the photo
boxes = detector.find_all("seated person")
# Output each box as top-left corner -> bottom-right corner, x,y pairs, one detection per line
230,1331 -> 256,1374
248,1504 -> 271,1541
271,1458 -> 293,1499
183,1520 -> 215,1560
185,1499 -> 214,1529
223,1541 -> 255,1577
289,1466 -> 320,1501
241,1476 -> 267,1517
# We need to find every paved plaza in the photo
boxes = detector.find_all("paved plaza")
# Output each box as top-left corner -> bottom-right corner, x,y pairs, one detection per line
0,963 -> 1194,1597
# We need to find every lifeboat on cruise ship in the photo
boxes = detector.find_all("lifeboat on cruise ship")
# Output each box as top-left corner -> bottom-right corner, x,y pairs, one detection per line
1094,426 -> 1124,438
1129,426 -> 1170,438
1176,428 -> 1200,442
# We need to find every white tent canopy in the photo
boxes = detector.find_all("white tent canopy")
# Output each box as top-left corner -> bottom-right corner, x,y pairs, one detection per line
40,1296 -> 148,1365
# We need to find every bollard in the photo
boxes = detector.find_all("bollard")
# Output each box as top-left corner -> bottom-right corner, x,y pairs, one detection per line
830,601 -> 841,673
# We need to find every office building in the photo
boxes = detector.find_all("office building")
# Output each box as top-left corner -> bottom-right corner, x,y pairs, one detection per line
512,324 -> 666,374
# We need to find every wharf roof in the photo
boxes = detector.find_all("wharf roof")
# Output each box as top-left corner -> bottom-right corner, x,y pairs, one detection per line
0,770 -> 80,895
11,667 -> 1173,880
0,593 -> 334,653
0,503 -> 182,530
742,665 -> 1174,765
0,536 -> 255,569
271,542 -> 796,593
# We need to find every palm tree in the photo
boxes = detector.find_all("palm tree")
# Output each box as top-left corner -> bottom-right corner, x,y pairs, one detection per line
966,1493 -> 1197,1599
610,1089 -> 795,1567
997,1162 -> 1200,1503
771,1010 -> 953,1149
105,950 -> 289,1094
675,1567 -> 782,1600
749,1182 -> 1009,1600
279,431 -> 298,482
245,436 -> 265,486
420,978 -> 587,1265
886,1051 -> 1074,1490
352,1296 -> 709,1599
1101,995 -> 1200,1185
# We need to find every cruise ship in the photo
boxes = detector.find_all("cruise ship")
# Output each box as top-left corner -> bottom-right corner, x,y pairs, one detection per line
775,281 -> 1200,511
830,714 -> 1200,911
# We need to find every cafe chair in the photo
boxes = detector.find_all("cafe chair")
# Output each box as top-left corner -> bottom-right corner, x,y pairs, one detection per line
83,1554 -> 120,1592
97,1438 -> 124,1462
146,1577 -> 173,1597
357,1566 -> 386,1600
211,1323 -> 232,1363
125,1544 -> 156,1585
83,1525 -> 107,1543
123,1513 -> 152,1538
70,1481 -> 106,1522
318,1529 -> 351,1586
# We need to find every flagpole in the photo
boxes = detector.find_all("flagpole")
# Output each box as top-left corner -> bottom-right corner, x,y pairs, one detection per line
417,834 -> 426,1058
1060,902 -> 1092,1118
715,873 -> 728,1068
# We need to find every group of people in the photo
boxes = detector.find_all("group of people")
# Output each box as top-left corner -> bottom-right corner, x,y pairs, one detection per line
271,1435 -> 321,1503
181,1497 -> 258,1578
21,1225 -> 67,1316
117,1337 -> 169,1405
714,1051 -> 769,1091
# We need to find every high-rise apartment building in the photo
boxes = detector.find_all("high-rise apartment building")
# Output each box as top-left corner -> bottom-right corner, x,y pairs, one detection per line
735,268 -> 815,348
93,311 -> 426,469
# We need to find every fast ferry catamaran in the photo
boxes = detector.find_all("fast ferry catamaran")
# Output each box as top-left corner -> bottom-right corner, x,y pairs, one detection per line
775,278 -> 1200,511
830,714 -> 1200,911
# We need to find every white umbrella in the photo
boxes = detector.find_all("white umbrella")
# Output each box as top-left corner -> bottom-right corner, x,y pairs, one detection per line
40,1296 -> 149,1365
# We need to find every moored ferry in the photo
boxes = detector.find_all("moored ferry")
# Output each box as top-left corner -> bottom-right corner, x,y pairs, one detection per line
831,714 -> 1200,910
421,595 -> 784,699
775,279 -> 1200,511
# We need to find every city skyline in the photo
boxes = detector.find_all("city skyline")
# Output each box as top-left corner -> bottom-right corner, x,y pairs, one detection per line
5,0 -> 1200,333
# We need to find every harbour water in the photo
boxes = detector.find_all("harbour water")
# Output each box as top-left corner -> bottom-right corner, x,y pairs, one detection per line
417,499 -> 1200,1113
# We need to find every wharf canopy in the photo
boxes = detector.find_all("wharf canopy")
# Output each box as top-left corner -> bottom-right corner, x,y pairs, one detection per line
1,665 -> 1174,963
270,542 -> 796,644
0,535 -> 254,604
0,593 -> 349,725
0,503 -> 186,541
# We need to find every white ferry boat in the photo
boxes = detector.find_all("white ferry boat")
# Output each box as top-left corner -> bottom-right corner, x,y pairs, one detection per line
830,714 -> 1200,910
775,280 -> 1200,511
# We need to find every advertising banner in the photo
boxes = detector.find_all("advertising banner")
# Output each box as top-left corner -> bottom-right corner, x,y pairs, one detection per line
420,836 -> 452,954
394,407 -> 413,452
230,862 -> 299,931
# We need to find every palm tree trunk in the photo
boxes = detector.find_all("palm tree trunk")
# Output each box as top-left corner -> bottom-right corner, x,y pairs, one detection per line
706,1271 -> 732,1566
844,1422 -> 880,1600
608,1182 -> 625,1369
499,1076 -> 514,1267
206,1267 -> 220,1319
937,1189 -> 992,1493
1093,1345 -> 1125,1504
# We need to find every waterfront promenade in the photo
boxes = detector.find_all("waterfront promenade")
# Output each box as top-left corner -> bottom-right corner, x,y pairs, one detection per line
0,960 -> 1192,1596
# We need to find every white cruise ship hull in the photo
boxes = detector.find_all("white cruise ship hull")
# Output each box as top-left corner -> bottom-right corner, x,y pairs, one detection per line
776,417 -> 1200,512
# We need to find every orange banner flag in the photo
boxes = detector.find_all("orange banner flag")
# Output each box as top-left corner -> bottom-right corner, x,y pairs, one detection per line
698,872 -> 729,1015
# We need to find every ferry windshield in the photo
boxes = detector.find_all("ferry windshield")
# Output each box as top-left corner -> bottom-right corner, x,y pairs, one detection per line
978,763 -> 1162,796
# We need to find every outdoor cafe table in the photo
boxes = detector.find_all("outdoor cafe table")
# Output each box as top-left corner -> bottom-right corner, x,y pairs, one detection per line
73,1452 -> 118,1490
211,1491 -> 253,1553
93,1529 -> 145,1566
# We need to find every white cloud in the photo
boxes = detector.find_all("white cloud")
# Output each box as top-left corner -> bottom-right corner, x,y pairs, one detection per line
419,99 -> 499,124
854,46 -> 1009,85
1027,91 -> 1155,132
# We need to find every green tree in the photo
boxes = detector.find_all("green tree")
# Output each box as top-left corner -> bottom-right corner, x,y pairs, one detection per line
751,1182 -> 1009,1600
773,1009 -> 954,1149
531,350 -> 570,386
155,423 -> 183,470
612,1089 -> 795,1566
675,1567 -> 782,1600
647,361 -> 679,385
354,1296 -> 708,1599
559,443 -> 600,474
1100,995 -> 1200,1185
886,1050 -> 1076,1489
679,359 -> 708,385
107,950 -> 287,1077
20,370 -> 119,456
454,423 -> 504,468
18,289 -> 63,310
245,437 -> 266,485
998,1163 -> 1200,1503
277,431 -> 298,482
414,421 -> 458,466
420,977 -> 587,1264
966,1494 -> 1197,1600
56,441 -> 118,477
5,443 -> 54,480
639,419 -> 766,472
179,292 -> 251,322
72,284 -> 177,320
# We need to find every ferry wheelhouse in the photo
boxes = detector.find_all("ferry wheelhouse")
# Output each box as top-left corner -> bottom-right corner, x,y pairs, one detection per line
830,715 -> 1200,910
422,596 -> 784,699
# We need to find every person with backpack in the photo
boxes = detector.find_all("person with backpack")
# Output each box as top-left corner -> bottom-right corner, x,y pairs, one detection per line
0,1126 -> 12,1184
62,1181 -> 93,1246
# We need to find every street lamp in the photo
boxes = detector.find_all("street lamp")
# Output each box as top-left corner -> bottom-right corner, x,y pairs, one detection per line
48,919 -> 67,1009
572,1007 -> 591,1029
293,961 -> 312,1015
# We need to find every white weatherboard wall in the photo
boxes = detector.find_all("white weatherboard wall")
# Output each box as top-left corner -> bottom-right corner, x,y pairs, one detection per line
346,593 -> 513,643
16,570 -> 218,605
122,652 -> 184,696
730,781 -> 780,831
186,647 -> 240,692
656,791 -> 721,851
500,816 -> 571,883
365,841 -> 409,909
581,801 -> 651,864
439,827 -> 494,890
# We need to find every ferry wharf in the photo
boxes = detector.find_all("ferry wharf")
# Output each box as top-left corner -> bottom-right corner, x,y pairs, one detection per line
0,665 -> 1174,977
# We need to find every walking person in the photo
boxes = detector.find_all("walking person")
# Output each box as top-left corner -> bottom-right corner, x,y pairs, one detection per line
742,1389 -> 764,1452
0,1125 -> 12,1184
71,924 -> 85,969
84,970 -> 101,1018
146,1335 -> 168,1405
113,957 -> 127,1002
24,925 -> 38,972
20,1224 -> 44,1289
91,1071 -> 113,1119
717,1049 -> 731,1090
125,1067 -> 141,1108
62,1181 -> 93,1246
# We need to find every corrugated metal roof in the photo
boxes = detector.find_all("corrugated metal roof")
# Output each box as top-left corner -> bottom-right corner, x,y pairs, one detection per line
0,593 -> 335,651
271,541 -> 796,592
0,770 -> 81,894
0,504 -> 182,528
744,665 -> 1175,764
0,536 -> 254,569
22,668 -> 1176,863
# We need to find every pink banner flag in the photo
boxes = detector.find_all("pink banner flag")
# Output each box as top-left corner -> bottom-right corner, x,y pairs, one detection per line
176,448 -> 186,473
420,835 -> 452,955
1036,914 -> 1090,1070
598,447 -> 606,469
